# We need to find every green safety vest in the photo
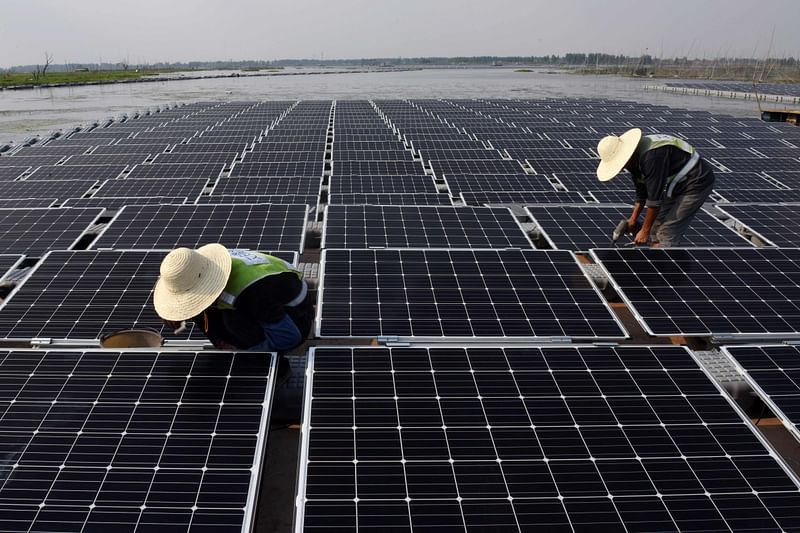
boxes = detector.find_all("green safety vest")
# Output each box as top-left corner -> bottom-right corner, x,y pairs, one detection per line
635,134 -> 701,198
217,250 -> 303,310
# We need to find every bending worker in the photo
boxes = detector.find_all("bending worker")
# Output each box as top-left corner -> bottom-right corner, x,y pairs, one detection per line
596,128 -> 715,246
153,244 -> 313,378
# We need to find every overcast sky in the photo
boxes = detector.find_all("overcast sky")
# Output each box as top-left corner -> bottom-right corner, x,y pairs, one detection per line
1,0 -> 798,67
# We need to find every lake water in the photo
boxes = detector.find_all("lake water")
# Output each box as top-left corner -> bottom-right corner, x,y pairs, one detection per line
0,68 -> 770,146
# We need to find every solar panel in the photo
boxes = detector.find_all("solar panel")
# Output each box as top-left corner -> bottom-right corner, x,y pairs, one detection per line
333,161 -> 424,176
318,248 -> 626,340
150,152 -> 239,165
528,205 -> 751,251
443,174 -> 555,194
62,154 -> 152,166
764,171 -> 800,188
587,190 -> 639,204
0,180 -> 96,202
94,204 -> 308,252
323,206 -> 532,249
333,150 -> 413,161
126,163 -> 225,180
420,149 -> 503,161
712,157 -> 800,174
212,177 -> 321,196
252,142 -> 326,152
61,196 -> 187,209
592,247 -> 800,337
243,151 -> 324,163
298,344 -> 800,532
0,208 -> 104,256
0,198 -> 58,210
93,178 -> 208,200
328,193 -> 453,206
91,143 -> 170,155
711,172 -> 784,190
555,172 -> 633,192
723,344 -> 800,441
197,194 -> 319,209
26,165 -> 127,181
527,158 -> 600,175
328,176 -> 437,194
717,189 -> 800,203
716,204 -> 800,247
0,166 -> 31,181
429,159 -> 526,178
0,348 -> 276,533
172,142 -> 248,153
460,191 -> 588,206
230,161 -> 325,177
1,155 -> 65,167
0,254 -> 24,280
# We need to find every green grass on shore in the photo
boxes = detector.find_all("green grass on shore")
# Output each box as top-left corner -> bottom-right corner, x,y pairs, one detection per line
0,70 -> 164,88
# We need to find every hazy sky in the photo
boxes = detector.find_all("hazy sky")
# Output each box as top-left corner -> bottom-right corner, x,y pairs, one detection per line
1,0 -> 798,67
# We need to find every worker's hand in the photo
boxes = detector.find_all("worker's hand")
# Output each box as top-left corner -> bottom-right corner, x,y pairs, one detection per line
627,219 -> 639,233
634,228 -> 650,245
212,339 -> 238,350
163,319 -> 182,330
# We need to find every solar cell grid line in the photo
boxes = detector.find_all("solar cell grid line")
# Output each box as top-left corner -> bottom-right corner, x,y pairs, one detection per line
212,177 -> 322,196
763,171 -> 800,188
587,190 -> 640,204
332,161 -> 426,177
242,152 -> 324,163
716,204 -> 800,247
723,344 -> 800,442
93,178 -> 208,201
25,164 -> 128,181
591,247 -> 800,338
460,190 -> 589,206
317,248 -> 627,340
528,205 -> 752,252
505,148 -> 591,160
715,189 -> 800,203
296,344 -> 800,533
328,176 -> 437,194
420,149 -> 505,162
230,161 -> 325,178
251,142 -> 327,153
442,174 -> 556,194
150,152 -> 240,165
62,154 -> 152,167
327,193 -> 453,206
93,203 -> 308,252
710,172 -> 784,191
322,205 -> 533,249
750,146 -> 800,158
0,348 -> 277,533
0,166 -> 31,181
125,163 -> 225,180
429,159 -> 527,178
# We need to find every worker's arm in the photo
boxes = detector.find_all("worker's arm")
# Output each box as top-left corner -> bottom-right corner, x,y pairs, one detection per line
635,206 -> 660,244
628,201 -> 643,231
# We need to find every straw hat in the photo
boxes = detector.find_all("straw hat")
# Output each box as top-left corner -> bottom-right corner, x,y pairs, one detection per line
153,244 -> 232,321
596,128 -> 642,182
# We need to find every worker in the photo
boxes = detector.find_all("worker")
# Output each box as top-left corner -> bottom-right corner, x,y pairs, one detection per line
596,128 -> 715,247
153,244 -> 313,381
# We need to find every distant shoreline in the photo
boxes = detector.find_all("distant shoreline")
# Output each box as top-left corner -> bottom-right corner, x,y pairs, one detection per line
0,67 -> 420,91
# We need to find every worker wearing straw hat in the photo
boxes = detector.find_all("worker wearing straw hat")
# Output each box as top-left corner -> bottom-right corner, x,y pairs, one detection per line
154,245 -> 313,378
596,128 -> 715,246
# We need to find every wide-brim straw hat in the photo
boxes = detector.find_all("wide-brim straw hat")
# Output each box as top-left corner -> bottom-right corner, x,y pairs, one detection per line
596,128 -> 642,182
153,243 -> 232,321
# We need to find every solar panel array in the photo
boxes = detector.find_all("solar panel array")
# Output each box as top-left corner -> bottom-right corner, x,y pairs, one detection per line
298,345 -> 800,532
3,98 -> 800,532
0,348 -> 276,533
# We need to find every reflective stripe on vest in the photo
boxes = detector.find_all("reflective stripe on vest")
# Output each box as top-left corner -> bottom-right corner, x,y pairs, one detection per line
638,134 -> 700,198
217,250 -> 303,309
